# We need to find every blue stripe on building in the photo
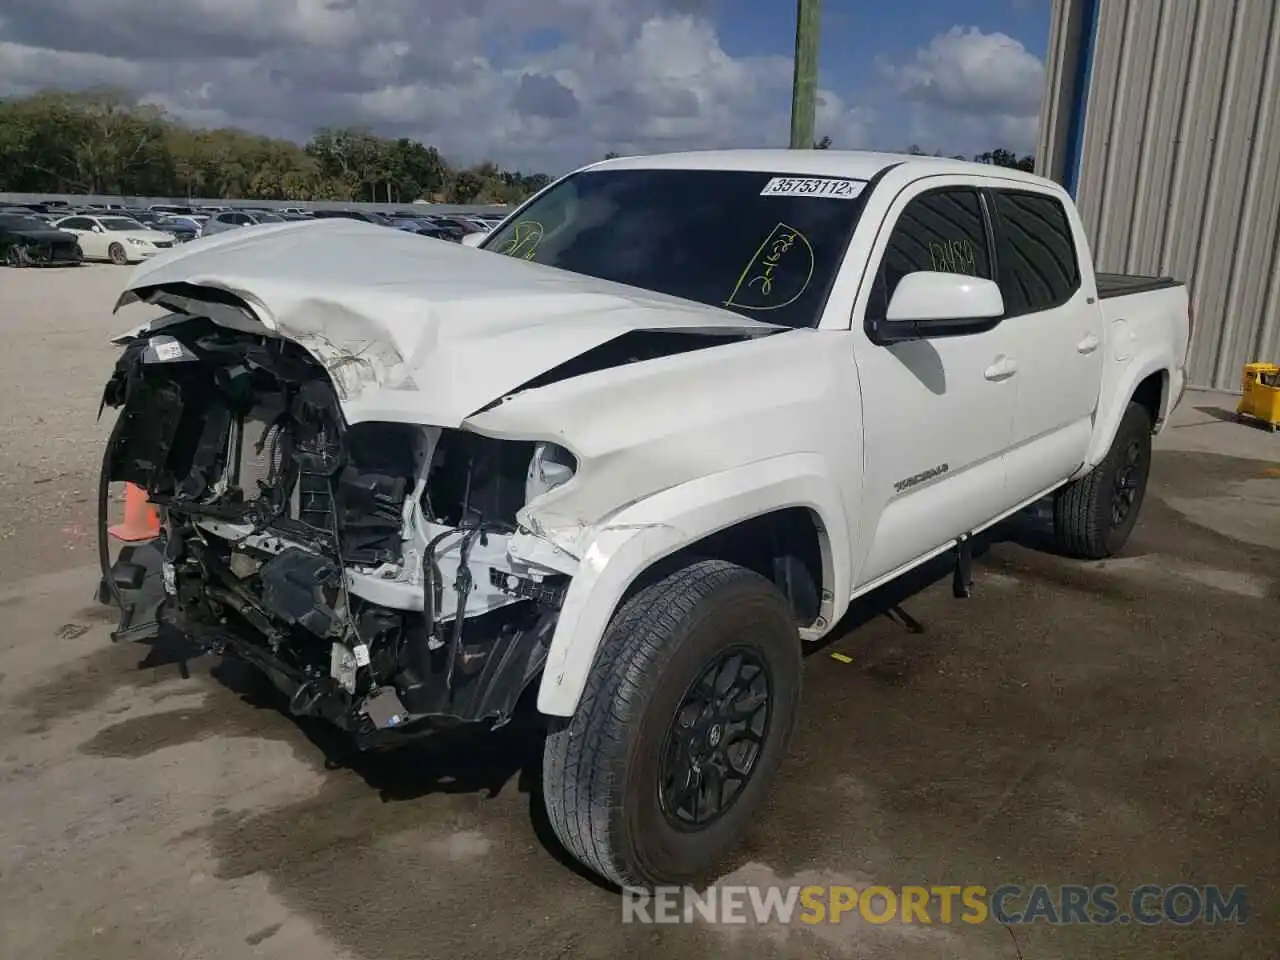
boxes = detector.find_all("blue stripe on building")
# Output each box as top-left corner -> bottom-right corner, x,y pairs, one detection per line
1061,0 -> 1101,198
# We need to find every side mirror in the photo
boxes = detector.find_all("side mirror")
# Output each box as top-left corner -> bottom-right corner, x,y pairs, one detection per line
92,225 -> 104,233
874,272 -> 1004,343
460,232 -> 486,248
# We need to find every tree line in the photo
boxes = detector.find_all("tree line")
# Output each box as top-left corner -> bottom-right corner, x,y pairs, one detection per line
0,89 -> 553,204
0,89 -> 1036,206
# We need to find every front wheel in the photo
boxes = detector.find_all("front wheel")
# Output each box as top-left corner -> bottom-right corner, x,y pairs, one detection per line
1052,401 -> 1153,559
108,242 -> 129,265
541,559 -> 802,888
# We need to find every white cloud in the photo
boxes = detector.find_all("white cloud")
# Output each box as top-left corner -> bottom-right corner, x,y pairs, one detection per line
879,26 -> 1044,155
0,4 -> 1037,171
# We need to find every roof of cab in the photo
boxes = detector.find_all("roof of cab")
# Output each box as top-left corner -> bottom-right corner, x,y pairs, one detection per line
586,149 -> 1055,189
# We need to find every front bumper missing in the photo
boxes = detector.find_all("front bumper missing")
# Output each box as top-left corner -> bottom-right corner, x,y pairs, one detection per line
96,534 -> 562,749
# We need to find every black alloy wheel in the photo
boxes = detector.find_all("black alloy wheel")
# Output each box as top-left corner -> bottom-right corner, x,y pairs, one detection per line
658,647 -> 772,831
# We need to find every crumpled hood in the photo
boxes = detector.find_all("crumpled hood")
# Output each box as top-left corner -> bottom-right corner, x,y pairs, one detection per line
114,218 -> 781,427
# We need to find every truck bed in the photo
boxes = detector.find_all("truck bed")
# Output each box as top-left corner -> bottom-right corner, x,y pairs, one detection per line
1096,272 -> 1183,299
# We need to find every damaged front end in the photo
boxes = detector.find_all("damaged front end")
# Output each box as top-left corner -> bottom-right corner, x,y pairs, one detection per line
99,318 -> 577,747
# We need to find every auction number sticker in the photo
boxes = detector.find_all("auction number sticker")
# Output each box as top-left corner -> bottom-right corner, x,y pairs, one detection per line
152,339 -> 184,361
760,176 -> 865,199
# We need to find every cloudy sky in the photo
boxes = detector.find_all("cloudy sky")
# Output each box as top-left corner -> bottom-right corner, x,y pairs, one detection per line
0,0 -> 1049,174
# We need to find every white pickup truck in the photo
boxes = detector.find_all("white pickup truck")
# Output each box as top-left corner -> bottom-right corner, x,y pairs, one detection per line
99,149 -> 1189,888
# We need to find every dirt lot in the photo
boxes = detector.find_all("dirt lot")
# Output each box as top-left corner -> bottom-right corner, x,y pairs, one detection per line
0,264 -> 1277,959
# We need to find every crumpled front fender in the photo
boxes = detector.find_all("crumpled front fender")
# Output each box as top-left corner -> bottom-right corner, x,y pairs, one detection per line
533,452 -> 852,717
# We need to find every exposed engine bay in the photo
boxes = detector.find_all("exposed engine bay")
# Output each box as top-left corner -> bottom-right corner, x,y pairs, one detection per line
99,318 -> 577,746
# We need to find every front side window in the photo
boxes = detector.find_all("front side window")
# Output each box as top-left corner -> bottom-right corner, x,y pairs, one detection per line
867,188 -> 992,319
992,190 -> 1080,315
483,168 -> 871,329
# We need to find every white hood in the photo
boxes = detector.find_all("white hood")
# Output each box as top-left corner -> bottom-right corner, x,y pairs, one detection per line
115,218 -> 780,427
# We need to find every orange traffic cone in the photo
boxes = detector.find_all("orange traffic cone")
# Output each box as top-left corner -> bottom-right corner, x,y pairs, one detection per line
108,483 -> 161,542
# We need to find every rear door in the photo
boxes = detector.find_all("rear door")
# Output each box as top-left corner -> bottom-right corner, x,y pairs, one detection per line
988,186 -> 1104,504
851,178 -> 1018,588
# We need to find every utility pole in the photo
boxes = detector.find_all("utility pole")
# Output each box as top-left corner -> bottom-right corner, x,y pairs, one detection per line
789,0 -> 821,148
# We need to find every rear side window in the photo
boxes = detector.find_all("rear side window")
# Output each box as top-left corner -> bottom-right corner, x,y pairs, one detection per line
867,188 -> 992,319
992,191 -> 1080,315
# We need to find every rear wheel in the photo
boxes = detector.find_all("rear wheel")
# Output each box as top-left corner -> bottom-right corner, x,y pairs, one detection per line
1052,401 -> 1153,559
108,242 -> 128,265
541,559 -> 802,887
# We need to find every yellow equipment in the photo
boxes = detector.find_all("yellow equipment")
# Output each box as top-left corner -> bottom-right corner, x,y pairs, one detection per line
1236,362 -> 1280,432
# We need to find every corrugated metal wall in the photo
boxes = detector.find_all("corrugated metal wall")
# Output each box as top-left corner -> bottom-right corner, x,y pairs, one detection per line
1043,0 -> 1280,390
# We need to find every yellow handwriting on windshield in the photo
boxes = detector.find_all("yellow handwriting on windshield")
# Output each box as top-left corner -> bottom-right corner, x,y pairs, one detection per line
724,222 -> 815,311
502,220 -> 544,260
928,237 -> 977,275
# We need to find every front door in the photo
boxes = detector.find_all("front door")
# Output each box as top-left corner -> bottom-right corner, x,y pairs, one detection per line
851,179 -> 1018,589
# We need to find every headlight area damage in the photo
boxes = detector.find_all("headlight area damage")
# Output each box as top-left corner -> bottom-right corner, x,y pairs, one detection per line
100,320 -> 577,747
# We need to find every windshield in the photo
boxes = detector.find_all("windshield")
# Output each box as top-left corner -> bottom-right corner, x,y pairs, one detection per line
100,217 -> 145,231
483,168 -> 869,329
252,212 -> 284,223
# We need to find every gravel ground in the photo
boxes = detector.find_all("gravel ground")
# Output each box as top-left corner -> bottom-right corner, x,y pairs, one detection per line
0,263 -> 1277,960
0,265 -> 161,581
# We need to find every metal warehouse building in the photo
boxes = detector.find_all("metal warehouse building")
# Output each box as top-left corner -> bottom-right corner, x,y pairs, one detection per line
1036,0 -> 1280,391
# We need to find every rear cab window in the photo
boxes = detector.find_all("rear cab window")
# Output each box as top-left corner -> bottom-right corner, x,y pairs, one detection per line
990,190 -> 1081,316
483,168 -> 872,329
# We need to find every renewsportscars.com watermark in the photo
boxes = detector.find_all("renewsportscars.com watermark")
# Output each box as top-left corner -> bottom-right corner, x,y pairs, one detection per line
622,884 -> 1250,927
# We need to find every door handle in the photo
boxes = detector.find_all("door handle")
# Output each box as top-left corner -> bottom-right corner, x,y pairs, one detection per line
984,356 -> 1017,381
1077,333 -> 1100,354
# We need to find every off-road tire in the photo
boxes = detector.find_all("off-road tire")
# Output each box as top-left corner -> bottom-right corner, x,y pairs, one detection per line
541,559 -> 802,888
1052,401 -> 1153,559
108,242 -> 128,265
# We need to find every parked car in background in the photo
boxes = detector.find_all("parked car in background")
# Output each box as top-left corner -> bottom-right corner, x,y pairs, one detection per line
311,209 -> 394,226
406,217 -> 465,241
391,219 -> 460,242
52,214 -> 178,264
153,215 -> 202,243
149,203 -> 196,216
0,212 -> 83,265
123,210 -> 166,226
430,215 -> 486,236
201,209 -> 287,236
